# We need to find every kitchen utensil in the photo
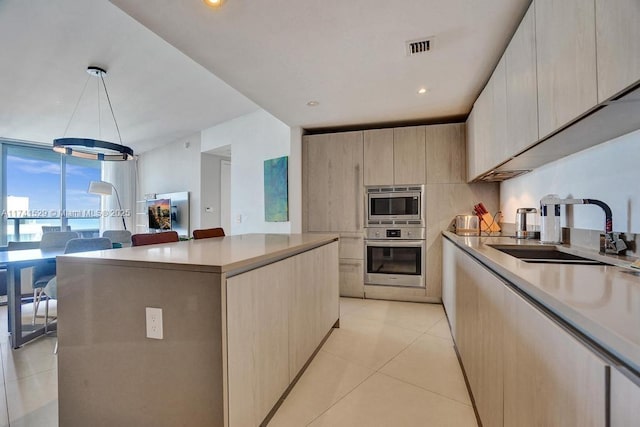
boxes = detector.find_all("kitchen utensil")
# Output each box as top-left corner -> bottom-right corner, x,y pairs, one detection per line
515,208 -> 540,239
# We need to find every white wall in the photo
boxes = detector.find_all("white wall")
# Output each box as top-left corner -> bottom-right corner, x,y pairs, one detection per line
501,129 -> 640,233
202,110 -> 296,234
138,133 -> 202,232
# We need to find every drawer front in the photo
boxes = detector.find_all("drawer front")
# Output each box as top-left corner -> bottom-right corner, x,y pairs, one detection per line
339,259 -> 364,298
339,233 -> 364,259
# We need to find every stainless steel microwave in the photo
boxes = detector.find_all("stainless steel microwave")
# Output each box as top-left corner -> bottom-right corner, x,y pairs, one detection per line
365,185 -> 424,226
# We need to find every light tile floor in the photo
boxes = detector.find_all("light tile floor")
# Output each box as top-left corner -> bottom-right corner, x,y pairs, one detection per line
269,298 -> 477,427
0,298 -> 476,427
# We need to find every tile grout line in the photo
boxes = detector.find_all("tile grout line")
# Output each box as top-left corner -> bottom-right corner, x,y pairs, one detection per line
376,371 -> 474,408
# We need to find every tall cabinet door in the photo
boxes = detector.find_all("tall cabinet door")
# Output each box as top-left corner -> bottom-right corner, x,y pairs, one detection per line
393,126 -> 425,185
506,2 -> 538,156
595,0 -> 640,102
363,128 -> 394,185
536,0 -> 597,138
503,286 -> 607,426
304,131 -> 364,232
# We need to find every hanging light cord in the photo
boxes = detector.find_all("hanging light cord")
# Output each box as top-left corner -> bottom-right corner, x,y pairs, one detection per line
62,74 -> 91,137
100,74 -> 123,144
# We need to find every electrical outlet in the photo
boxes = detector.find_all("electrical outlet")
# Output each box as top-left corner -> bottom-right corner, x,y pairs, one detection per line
145,307 -> 163,339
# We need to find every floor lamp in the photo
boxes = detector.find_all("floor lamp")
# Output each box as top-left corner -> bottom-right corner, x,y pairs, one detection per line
88,180 -> 127,230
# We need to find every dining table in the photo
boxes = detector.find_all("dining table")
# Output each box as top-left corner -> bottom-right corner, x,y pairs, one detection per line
1,248 -> 63,349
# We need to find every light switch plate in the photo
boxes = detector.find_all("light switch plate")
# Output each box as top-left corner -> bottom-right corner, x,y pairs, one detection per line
145,307 -> 163,339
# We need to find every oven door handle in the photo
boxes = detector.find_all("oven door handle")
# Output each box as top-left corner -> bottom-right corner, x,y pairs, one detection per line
364,240 -> 425,248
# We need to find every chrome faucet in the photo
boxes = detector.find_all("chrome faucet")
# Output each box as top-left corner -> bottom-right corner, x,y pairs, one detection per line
539,196 -> 627,254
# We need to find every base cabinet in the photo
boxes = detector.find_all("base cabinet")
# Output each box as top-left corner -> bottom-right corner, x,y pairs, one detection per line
503,286 -> 607,427
610,368 -> 640,426
445,237 -> 611,427
339,259 -> 364,298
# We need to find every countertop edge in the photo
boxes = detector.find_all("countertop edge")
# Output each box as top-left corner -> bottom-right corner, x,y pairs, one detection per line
57,234 -> 339,275
442,231 -> 640,378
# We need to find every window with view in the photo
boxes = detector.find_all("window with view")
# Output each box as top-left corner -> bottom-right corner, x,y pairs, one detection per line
2,142 -> 102,243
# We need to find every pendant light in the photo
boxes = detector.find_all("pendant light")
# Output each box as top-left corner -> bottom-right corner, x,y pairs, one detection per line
53,66 -> 134,161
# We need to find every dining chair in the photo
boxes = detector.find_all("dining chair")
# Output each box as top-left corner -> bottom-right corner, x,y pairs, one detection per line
131,231 -> 180,247
102,230 -> 133,247
31,231 -> 79,324
192,227 -> 225,240
41,237 -> 113,349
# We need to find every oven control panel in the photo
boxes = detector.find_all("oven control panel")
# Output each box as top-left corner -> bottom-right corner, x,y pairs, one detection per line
365,227 -> 425,240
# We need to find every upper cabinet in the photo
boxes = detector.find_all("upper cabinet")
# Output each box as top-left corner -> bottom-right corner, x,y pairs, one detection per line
393,126 -> 426,185
506,3 -> 538,156
363,126 -> 426,185
425,123 -> 466,184
363,128 -> 394,185
303,131 -> 364,232
595,0 -> 640,102
535,0 -> 597,138
466,0 -> 640,181
466,55 -> 507,181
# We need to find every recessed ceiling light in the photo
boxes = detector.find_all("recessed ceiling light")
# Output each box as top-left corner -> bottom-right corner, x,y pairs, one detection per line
306,101 -> 320,107
417,88 -> 428,95
203,0 -> 224,8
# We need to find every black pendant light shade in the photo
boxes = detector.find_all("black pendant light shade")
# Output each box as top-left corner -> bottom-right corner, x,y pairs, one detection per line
54,66 -> 134,161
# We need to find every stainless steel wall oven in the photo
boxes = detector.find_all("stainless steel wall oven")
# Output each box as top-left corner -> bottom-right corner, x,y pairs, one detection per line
364,227 -> 426,288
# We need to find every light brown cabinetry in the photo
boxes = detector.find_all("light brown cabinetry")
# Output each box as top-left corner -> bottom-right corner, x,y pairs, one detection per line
466,55 -> 507,181
363,128 -> 394,185
425,124 -> 466,184
227,242 -> 339,427
303,132 -> 364,297
595,0 -> 640,102
610,368 -> 640,426
503,285 -> 607,426
445,238 -> 611,426
363,126 -> 426,186
535,0 -> 597,138
303,131 -> 364,232
453,242 -> 504,427
505,2 -> 538,156
393,126 -> 426,184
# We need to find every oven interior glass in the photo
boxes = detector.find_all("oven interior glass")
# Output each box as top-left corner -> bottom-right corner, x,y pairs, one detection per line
366,245 -> 422,275
370,196 -> 419,216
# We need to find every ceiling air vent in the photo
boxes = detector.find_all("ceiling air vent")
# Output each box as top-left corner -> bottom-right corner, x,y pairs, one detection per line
406,38 -> 433,56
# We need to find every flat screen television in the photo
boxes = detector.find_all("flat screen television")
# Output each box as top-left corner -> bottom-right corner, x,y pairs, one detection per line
147,198 -> 172,231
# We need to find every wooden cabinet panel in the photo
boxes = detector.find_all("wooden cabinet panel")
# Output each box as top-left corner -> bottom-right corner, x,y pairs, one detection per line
595,0 -> 640,102
536,0 -> 597,138
503,286 -> 607,426
442,238 -> 456,337
506,3 -> 539,156
226,258 -> 292,427
455,248 -> 504,427
339,259 -> 364,298
304,131 -> 364,232
393,126 -> 425,185
425,123 -> 466,184
363,128 -> 394,185
610,368 -> 640,426
338,233 -> 364,260
486,55 -> 508,171
289,242 -> 339,378
465,107 -> 480,182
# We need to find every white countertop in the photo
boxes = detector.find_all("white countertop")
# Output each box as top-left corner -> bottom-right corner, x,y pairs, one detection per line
443,231 -> 640,376
58,233 -> 338,274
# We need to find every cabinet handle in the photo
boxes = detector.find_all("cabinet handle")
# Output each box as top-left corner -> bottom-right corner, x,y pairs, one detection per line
355,164 -> 361,230
340,261 -> 362,267
340,236 -> 362,240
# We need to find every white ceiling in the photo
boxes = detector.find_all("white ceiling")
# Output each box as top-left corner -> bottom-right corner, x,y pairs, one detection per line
1,0 -> 530,154
0,0 -> 258,154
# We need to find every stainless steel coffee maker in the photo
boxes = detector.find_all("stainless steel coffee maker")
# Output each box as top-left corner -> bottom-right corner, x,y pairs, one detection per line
515,208 -> 540,239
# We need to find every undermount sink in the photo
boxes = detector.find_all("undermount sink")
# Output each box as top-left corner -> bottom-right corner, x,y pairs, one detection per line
489,245 -> 611,266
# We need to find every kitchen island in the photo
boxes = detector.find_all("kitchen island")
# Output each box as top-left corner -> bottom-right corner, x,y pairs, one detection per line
55,233 -> 339,427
